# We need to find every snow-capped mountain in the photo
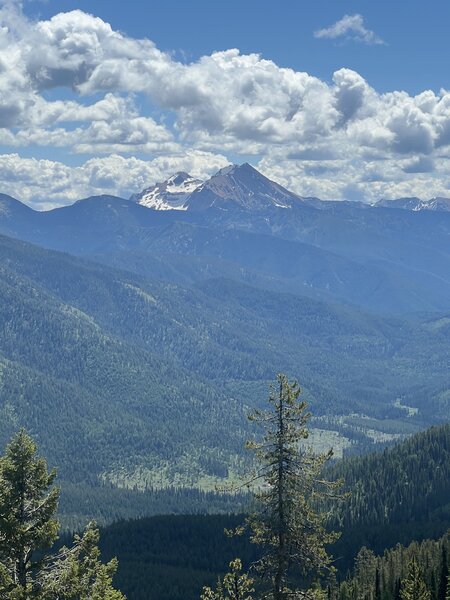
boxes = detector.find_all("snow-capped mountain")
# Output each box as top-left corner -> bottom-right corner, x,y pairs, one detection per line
376,197 -> 450,212
131,172 -> 203,210
132,163 -> 309,212
132,163 -> 450,214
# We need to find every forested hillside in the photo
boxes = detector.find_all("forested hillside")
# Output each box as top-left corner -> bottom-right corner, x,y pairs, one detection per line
332,424 -> 450,570
86,424 -> 450,600
96,515 -> 257,600
0,395 -> 447,600
335,425 -> 450,529
1,184 -> 450,316
338,530 -> 450,600
0,232 -> 449,524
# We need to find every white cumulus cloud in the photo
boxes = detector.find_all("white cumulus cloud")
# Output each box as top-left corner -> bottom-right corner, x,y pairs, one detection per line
2,5 -> 450,205
314,14 -> 385,45
0,151 -> 229,208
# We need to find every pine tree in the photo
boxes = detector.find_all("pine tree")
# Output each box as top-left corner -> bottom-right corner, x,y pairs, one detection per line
0,430 -> 125,599
0,429 -> 59,597
354,547 -> 377,600
201,558 -> 255,600
400,558 -> 431,600
244,373 -> 341,600
337,580 -> 352,600
41,522 -> 125,600
438,545 -> 449,600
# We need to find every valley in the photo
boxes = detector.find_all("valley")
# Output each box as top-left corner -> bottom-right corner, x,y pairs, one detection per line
0,164 -> 448,528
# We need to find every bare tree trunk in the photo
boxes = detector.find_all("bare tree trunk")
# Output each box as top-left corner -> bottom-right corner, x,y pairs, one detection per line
275,379 -> 286,600
17,463 -> 27,588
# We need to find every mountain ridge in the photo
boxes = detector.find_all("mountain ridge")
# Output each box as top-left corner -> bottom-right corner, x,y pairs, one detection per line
375,196 -> 450,212
128,162 -> 450,214
1,171 -> 450,315
3,163 -> 450,214
132,163 -> 312,212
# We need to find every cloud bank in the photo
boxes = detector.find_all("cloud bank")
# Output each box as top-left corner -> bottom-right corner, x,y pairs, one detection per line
1,4 -> 450,206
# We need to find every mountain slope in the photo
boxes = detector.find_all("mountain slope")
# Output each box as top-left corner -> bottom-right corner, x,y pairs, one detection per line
0,193 -> 41,238
1,190 -> 450,314
331,423 -> 450,569
0,235 -> 250,486
3,231 -> 449,420
0,233 -> 449,494
90,424 -> 450,600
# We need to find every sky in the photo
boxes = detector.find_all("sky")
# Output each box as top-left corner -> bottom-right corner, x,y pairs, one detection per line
2,0 -> 450,208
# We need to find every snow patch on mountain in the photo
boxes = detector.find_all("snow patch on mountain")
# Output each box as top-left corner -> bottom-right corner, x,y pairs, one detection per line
131,172 -> 203,210
375,197 -> 450,212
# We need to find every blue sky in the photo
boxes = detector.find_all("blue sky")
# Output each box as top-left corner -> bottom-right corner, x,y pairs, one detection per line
25,0 -> 450,94
2,0 -> 450,207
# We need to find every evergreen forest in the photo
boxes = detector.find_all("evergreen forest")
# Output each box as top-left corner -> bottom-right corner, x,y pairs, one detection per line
1,385 -> 449,600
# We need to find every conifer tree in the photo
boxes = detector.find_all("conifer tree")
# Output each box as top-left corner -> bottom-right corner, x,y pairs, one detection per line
354,547 -> 377,600
0,430 -> 125,599
439,545 -> 449,600
201,558 -> 255,600
400,558 -> 431,600
244,373 -> 341,600
42,522 -> 125,600
0,429 -> 59,596
375,567 -> 381,600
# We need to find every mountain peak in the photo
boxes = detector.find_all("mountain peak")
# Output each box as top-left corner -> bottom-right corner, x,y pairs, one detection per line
131,163 -> 308,212
184,163 -> 304,211
166,171 -> 193,185
214,162 -> 254,177
0,193 -> 35,217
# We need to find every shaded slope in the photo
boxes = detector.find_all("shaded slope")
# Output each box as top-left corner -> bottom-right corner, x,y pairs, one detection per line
1,190 -> 450,314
